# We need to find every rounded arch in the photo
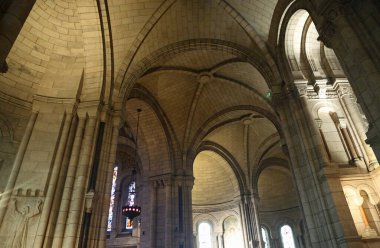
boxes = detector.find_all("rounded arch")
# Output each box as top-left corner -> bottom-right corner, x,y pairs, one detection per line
343,184 -> 363,207
285,9 -> 310,80
192,149 -> 241,207
279,224 -> 297,248
219,210 -> 241,225
304,17 -> 327,80
193,214 -> 218,234
195,141 -> 248,195
257,164 -> 299,212
222,215 -> 244,248
357,184 -> 380,205
125,97 -> 172,176
260,224 -> 272,248
311,102 -> 342,120
275,218 -> 299,235
276,0 -> 322,84
126,83 -> 185,173
254,157 -> 290,190
189,105 -> 282,155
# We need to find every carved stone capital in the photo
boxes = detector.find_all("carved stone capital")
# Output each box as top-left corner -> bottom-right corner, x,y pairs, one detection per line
294,83 -> 308,97
317,0 -> 352,47
334,81 -> 355,99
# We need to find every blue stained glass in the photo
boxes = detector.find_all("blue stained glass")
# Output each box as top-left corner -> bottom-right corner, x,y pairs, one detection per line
107,167 -> 118,231
127,181 -> 136,206
125,180 -> 136,230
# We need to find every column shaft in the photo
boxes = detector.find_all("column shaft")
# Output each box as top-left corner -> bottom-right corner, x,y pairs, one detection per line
34,113 -> 73,247
62,116 -> 97,247
52,117 -> 86,247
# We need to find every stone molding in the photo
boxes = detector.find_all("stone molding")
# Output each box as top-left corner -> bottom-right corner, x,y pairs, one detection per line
32,94 -> 79,114
288,80 -> 355,100
13,188 -> 44,197
192,201 -> 239,213
0,90 -> 32,110
333,81 -> 355,99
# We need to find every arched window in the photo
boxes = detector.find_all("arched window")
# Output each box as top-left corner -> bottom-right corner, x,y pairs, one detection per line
125,180 -> 136,231
280,225 -> 296,248
223,216 -> 244,248
261,226 -> 271,248
198,222 -> 212,248
107,166 -> 118,231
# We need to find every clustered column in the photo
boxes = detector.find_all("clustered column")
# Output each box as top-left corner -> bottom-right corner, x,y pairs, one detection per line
239,193 -> 261,248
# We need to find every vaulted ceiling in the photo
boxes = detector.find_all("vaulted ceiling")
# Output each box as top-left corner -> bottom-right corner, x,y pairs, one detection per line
1,0 -> 299,195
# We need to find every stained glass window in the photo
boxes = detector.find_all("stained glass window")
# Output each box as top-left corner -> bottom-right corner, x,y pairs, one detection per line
125,180 -> 136,230
127,181 -> 136,205
107,166 -> 118,232
261,226 -> 271,248
280,225 -> 296,248
198,222 -> 212,248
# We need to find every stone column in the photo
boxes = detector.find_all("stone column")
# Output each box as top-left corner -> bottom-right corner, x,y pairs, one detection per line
183,176 -> 194,248
217,232 -> 224,248
173,175 -> 194,248
165,177 -> 173,248
339,122 -> 362,166
193,232 -> 198,248
272,86 -> 360,247
317,0 -> 380,160
149,179 -> 158,248
34,112 -> 74,247
62,113 -> 97,247
52,116 -> 85,247
240,194 -> 261,248
335,82 -> 379,169
104,124 -> 122,239
239,202 -> 249,248
251,193 -> 262,248
293,81 -> 330,166
135,172 -> 194,248
88,114 -> 121,247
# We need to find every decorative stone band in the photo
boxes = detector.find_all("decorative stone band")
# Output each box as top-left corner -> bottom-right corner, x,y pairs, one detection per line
291,80 -> 354,100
